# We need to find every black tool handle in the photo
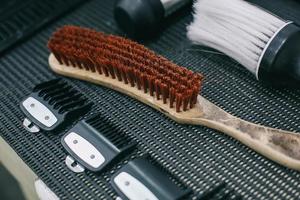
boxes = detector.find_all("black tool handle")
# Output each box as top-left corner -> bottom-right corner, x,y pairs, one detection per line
114,0 -> 191,39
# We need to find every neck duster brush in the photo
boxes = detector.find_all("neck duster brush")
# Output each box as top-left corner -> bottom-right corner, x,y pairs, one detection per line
48,25 -> 300,171
187,0 -> 300,87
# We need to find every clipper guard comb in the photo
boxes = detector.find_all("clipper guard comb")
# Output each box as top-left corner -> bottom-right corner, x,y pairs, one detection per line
62,113 -> 136,173
110,157 -> 191,200
20,79 -> 93,133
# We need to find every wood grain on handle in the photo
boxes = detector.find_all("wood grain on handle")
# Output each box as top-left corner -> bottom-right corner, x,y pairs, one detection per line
49,53 -> 300,171
189,97 -> 300,171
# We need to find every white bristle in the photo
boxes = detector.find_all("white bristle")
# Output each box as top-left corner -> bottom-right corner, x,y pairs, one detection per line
187,0 -> 290,77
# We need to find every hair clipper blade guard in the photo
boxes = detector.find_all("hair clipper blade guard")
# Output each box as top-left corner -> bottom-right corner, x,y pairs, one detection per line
20,79 -> 93,133
110,157 -> 191,200
61,113 -> 136,173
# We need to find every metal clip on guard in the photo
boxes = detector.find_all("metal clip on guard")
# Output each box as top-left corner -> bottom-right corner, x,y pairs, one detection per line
20,79 -> 93,133
61,114 -> 136,173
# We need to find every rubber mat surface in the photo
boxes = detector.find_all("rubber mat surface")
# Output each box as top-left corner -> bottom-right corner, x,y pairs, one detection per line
0,0 -> 300,199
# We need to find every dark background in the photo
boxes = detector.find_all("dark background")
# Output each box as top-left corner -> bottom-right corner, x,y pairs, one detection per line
0,165 -> 24,200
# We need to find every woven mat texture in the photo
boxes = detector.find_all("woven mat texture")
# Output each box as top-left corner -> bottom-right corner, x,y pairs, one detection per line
0,0 -> 300,199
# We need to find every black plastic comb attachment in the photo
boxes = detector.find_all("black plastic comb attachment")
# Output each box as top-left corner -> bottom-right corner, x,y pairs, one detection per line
85,115 -> 134,150
61,113 -> 136,173
20,78 -> 93,133
110,157 -> 192,200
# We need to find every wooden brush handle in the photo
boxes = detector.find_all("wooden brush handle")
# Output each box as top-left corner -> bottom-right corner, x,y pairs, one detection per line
49,54 -> 300,171
191,97 -> 300,171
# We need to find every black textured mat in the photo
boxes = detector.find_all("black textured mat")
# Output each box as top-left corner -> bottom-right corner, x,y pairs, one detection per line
0,0 -> 86,54
1,0 -> 300,199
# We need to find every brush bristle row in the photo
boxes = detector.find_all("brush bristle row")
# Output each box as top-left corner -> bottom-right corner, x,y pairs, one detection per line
48,26 -> 204,112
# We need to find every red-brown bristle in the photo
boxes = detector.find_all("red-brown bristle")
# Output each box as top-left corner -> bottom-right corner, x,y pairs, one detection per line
48,25 -> 204,112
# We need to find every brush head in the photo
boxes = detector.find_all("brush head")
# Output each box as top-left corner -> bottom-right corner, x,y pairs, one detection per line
48,26 -> 204,112
187,0 -> 300,87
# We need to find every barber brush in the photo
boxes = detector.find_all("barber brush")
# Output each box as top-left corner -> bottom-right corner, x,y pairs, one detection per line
187,0 -> 300,87
48,25 -> 300,171
114,0 -> 192,38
